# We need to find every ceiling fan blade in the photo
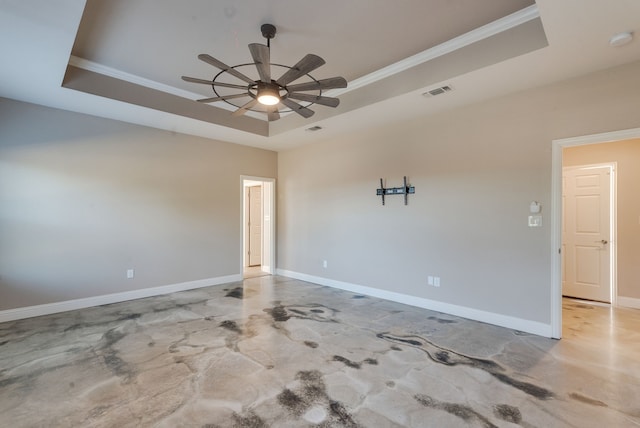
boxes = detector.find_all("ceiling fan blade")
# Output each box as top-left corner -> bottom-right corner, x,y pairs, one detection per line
285,76 -> 348,92
288,92 -> 340,108
266,106 -> 280,122
281,98 -> 315,118
197,93 -> 248,103
248,43 -> 271,83
182,76 -> 248,90
182,76 -> 215,85
276,54 -> 326,87
198,54 -> 255,85
231,99 -> 259,117
212,82 -> 250,90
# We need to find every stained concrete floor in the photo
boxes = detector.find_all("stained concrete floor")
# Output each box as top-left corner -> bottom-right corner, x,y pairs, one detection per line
1,275 -> 639,427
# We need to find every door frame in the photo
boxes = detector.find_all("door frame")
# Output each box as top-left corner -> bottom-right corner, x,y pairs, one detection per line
240,175 -> 276,275
551,127 -> 640,338
561,162 -> 616,303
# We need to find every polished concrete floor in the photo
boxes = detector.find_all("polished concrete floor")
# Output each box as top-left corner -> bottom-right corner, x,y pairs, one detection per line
1,276 -> 639,427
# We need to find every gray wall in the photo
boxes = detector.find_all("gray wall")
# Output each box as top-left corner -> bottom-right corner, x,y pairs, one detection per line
277,60 -> 640,325
564,139 -> 640,300
0,98 -> 277,310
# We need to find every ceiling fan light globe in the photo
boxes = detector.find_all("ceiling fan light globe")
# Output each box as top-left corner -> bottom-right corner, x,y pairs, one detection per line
256,84 -> 280,105
258,93 -> 280,105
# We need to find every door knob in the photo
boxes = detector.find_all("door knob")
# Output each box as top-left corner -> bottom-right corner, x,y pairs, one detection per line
595,239 -> 608,244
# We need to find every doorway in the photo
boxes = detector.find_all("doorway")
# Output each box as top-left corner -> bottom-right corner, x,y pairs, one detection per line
551,127 -> 640,338
241,176 -> 275,278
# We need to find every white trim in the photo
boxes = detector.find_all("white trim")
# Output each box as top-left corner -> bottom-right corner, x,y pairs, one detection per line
69,55 -> 208,101
69,6 -> 539,102
277,269 -> 552,337
0,274 -> 241,323
326,5 -> 539,97
550,143 -> 563,338
68,56 -> 264,119
610,163 -> 619,307
551,126 -> 640,338
553,128 -> 640,147
618,296 -> 640,309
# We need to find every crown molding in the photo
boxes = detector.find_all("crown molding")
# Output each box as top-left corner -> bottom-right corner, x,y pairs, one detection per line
67,56 -> 270,119
325,5 -> 540,97
68,55 -> 208,102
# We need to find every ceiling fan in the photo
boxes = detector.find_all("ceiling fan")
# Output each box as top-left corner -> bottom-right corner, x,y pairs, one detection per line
181,24 -> 347,121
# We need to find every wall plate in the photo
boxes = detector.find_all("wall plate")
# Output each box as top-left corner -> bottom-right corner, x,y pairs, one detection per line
528,215 -> 542,227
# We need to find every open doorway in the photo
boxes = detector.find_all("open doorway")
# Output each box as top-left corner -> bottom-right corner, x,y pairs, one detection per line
241,176 -> 275,279
551,128 -> 640,338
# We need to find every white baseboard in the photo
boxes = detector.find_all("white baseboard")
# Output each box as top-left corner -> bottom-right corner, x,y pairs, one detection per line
0,274 -> 242,323
277,269 -> 553,337
617,296 -> 640,310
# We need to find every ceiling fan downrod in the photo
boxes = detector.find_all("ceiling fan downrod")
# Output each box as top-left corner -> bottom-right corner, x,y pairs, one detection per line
261,24 -> 276,48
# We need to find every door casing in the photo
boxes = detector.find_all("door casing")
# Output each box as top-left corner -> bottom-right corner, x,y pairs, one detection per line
551,127 -> 639,338
241,176 -> 276,275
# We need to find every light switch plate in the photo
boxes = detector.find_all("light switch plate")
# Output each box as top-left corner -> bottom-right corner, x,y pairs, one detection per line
528,215 -> 542,227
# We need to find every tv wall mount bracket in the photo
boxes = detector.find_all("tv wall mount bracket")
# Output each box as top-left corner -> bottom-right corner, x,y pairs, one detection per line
376,176 -> 415,205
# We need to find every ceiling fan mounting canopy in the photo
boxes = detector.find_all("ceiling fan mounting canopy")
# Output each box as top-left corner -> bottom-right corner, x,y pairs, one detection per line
181,23 -> 347,121
261,23 -> 276,41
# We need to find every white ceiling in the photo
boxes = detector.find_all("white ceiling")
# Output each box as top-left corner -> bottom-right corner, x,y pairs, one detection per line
1,1 -> 639,151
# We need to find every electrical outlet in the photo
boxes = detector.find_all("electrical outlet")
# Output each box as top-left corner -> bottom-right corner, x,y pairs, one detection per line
434,276 -> 441,287
428,276 -> 434,286
127,269 -> 134,279
323,260 -> 328,268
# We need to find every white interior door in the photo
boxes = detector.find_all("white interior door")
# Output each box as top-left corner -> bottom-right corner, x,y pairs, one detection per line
562,165 -> 611,302
248,185 -> 262,267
